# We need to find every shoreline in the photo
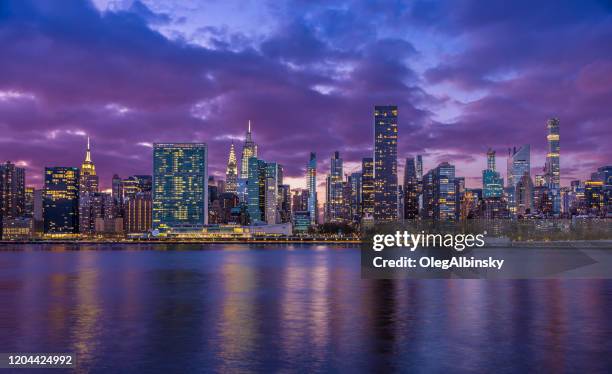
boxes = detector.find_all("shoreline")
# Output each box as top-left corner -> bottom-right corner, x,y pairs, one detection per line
1,239 -> 611,247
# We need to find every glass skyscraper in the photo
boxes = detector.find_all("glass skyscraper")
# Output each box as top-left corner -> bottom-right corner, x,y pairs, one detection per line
361,157 -> 374,219
43,167 -> 80,234
545,118 -> 560,188
240,121 -> 258,179
433,162 -> 456,220
373,105 -> 398,221
403,157 -> 419,219
506,145 -> 530,188
153,143 -> 208,232
482,148 -> 503,198
326,151 -> 344,222
307,152 -> 317,225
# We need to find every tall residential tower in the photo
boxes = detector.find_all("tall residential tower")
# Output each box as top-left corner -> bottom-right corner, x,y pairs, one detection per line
373,105 -> 398,221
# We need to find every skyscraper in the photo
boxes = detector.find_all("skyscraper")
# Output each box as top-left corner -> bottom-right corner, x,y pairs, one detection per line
544,118 -> 560,188
361,157 -> 374,219
373,105 -> 398,221
416,155 -> 423,181
507,145 -> 531,215
43,167 -> 80,234
544,118 -> 561,214
225,142 -> 238,194
403,157 -> 419,219
79,137 -> 100,233
516,172 -> 534,216
349,172 -> 362,222
482,148 -> 503,198
79,137 -> 99,193
506,145 -> 531,188
153,143 -> 208,232
306,152 -> 317,225
432,162 -> 456,220
0,161 -> 26,219
0,161 -> 26,238
247,156 -> 264,223
265,162 -> 280,224
240,121 -> 258,179
326,151 -> 344,222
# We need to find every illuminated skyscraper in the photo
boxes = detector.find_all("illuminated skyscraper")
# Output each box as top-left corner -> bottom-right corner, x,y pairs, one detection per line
43,167 -> 80,234
153,143 -> 208,232
482,148 -> 503,198
306,152 -> 318,224
544,118 -> 560,188
0,161 -> 26,219
0,161 -> 26,238
246,156 -> 265,223
361,157 -> 374,218
416,155 -> 423,181
225,142 -> 238,193
240,120 -> 258,179
79,137 -> 98,193
507,145 -> 531,188
403,157 -> 419,219
265,162 -> 280,224
373,105 -> 398,221
79,137 -> 100,233
326,151 -> 344,222
432,162 -> 456,220
349,172 -> 362,222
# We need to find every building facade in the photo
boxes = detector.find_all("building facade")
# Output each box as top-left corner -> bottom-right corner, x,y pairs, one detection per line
43,167 -> 80,234
373,105 -> 398,221
153,143 -> 208,232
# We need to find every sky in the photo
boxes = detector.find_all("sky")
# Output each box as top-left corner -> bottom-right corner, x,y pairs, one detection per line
1,0 -> 611,192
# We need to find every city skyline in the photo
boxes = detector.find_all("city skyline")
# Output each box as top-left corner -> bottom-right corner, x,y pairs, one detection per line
1,0 -> 612,190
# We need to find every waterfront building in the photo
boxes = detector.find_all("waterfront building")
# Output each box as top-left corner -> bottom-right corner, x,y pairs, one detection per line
43,167 -> 80,235
240,121 -> 258,179
125,191 -> 152,233
80,192 -> 114,235
373,105 -> 398,221
326,151 -> 344,222
361,157 -> 374,219
403,157 -> 419,219
247,156 -> 263,223
307,152 -> 318,225
349,172 -> 362,222
265,162 -> 280,224
225,142 -> 238,193
153,143 -> 208,232
292,211 -> 311,233
0,161 -> 26,220
1,217 -> 33,240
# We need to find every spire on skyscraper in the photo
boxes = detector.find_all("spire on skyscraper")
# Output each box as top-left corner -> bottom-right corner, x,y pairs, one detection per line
240,120 -> 258,179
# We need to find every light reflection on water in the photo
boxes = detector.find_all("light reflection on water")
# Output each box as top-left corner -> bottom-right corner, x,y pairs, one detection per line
0,244 -> 610,373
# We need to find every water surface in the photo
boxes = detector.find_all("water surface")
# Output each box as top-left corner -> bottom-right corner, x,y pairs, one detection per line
0,244 -> 610,373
